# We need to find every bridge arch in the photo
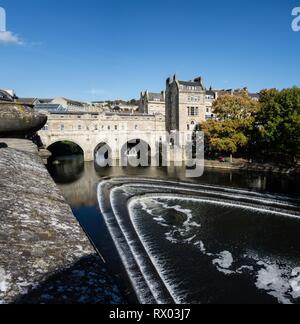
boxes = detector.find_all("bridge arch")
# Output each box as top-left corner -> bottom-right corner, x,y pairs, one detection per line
47,140 -> 85,159
94,142 -> 113,167
120,138 -> 152,167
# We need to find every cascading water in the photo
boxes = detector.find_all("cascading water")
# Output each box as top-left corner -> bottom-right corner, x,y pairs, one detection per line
98,177 -> 300,304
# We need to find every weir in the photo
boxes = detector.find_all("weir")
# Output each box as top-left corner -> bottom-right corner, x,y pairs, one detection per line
97,177 -> 300,304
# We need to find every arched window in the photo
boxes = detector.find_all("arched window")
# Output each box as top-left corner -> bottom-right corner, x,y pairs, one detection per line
60,125 -> 64,131
78,125 -> 82,130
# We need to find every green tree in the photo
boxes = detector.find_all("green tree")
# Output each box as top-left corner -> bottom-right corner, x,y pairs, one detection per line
255,87 -> 300,163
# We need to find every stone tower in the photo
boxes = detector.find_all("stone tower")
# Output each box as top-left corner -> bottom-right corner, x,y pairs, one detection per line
165,75 -> 206,133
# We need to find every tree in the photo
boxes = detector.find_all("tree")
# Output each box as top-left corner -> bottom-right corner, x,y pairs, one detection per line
255,87 -> 300,162
212,91 -> 259,120
202,92 -> 258,161
202,119 -> 252,162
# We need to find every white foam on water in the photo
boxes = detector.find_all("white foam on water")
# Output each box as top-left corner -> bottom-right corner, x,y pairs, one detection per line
128,198 -> 192,303
110,187 -> 178,304
98,178 -> 300,304
194,241 -> 207,253
255,262 -> 292,304
0,268 -> 10,294
236,266 -> 254,274
213,251 -> 234,269
97,181 -> 156,304
244,251 -> 300,304
130,194 -> 300,303
290,268 -> 300,299
111,177 -> 300,205
117,182 -> 300,222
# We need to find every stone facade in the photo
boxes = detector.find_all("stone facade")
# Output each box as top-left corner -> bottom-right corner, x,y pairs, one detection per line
165,75 -> 207,132
139,91 -> 166,115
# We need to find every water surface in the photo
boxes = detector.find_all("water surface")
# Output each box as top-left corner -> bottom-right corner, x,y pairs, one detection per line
48,157 -> 300,304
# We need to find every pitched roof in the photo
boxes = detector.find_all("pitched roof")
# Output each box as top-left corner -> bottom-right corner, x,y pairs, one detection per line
148,92 -> 164,101
178,80 -> 205,90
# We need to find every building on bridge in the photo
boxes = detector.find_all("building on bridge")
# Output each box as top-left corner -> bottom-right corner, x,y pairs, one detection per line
139,91 -> 166,115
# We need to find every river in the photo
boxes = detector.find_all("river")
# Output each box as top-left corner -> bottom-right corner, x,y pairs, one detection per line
47,156 -> 300,304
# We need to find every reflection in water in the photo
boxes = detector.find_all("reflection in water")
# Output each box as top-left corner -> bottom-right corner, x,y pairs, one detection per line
47,156 -> 300,304
48,157 -> 300,209
49,155 -> 84,184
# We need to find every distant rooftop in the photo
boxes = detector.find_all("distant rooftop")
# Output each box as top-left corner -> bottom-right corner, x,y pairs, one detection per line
34,103 -> 67,112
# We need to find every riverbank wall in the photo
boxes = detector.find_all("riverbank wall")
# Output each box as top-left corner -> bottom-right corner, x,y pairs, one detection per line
0,146 -> 125,304
205,160 -> 300,174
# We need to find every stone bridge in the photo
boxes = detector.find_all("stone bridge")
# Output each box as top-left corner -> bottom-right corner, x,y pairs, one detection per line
38,112 -> 169,163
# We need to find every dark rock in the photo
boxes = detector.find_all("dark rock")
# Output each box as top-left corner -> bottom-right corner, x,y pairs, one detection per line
0,101 -> 47,138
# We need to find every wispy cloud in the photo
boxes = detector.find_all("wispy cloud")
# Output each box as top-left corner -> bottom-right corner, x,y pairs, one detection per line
0,31 -> 23,45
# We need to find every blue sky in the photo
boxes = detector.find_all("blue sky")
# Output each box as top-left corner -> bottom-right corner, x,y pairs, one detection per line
0,0 -> 299,101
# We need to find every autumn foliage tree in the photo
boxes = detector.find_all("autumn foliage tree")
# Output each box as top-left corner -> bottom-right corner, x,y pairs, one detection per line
212,91 -> 259,120
202,119 -> 253,162
202,92 -> 259,161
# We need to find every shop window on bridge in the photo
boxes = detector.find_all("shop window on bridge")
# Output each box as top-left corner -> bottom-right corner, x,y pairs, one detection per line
60,125 -> 65,131
78,125 -> 82,130
115,125 -> 118,130
108,126 -> 111,130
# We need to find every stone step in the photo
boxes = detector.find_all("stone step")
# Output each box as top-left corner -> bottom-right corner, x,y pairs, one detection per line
0,138 -> 38,155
